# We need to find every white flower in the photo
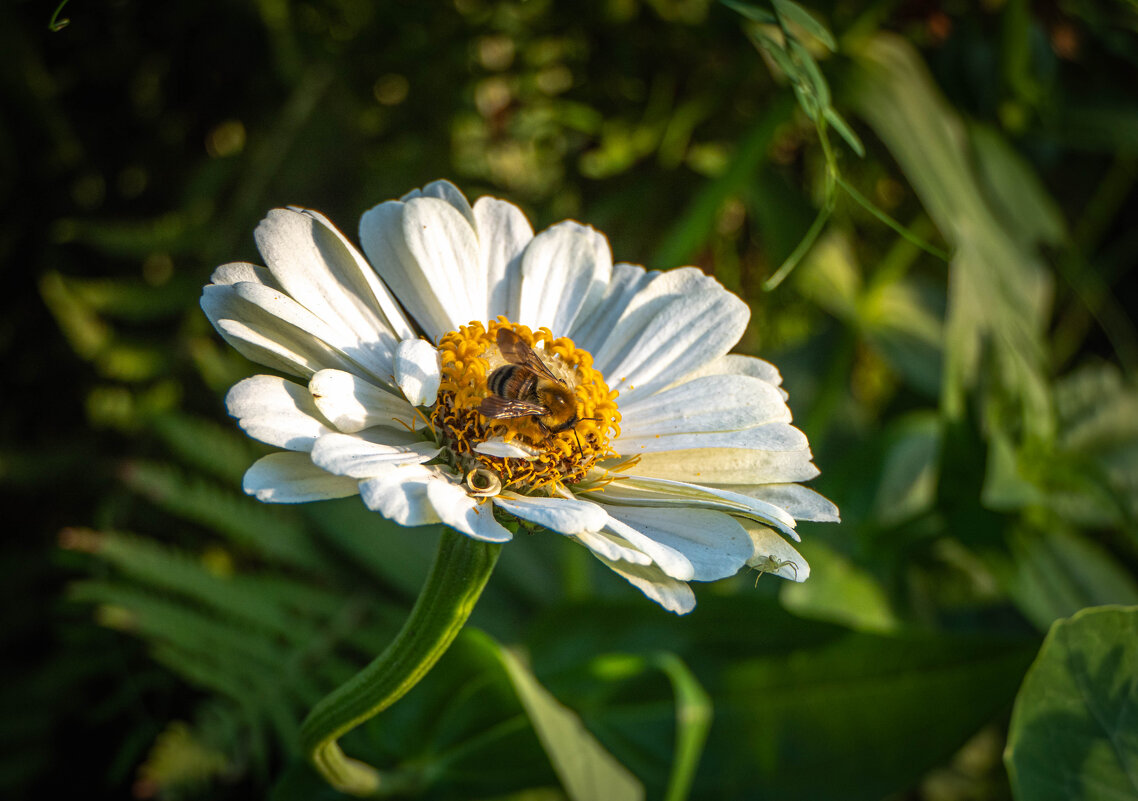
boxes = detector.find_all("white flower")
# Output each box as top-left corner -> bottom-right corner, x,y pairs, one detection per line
202,180 -> 838,614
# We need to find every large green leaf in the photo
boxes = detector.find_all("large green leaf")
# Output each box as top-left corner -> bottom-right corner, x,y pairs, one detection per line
496,639 -> 645,801
713,628 -> 1037,800
1006,606 -> 1138,801
527,597 -> 1036,800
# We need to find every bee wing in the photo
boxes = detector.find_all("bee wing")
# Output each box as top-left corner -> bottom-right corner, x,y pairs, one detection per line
497,328 -> 562,383
479,395 -> 548,419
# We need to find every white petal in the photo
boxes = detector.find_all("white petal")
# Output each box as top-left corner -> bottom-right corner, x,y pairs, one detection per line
595,556 -> 696,615
401,196 -> 484,335
473,196 -> 534,320
574,529 -> 654,565
402,179 -> 477,230
630,447 -> 821,485
590,474 -> 799,540
201,283 -> 363,379
713,483 -> 840,523
568,262 -> 659,356
359,464 -> 448,526
426,480 -> 513,542
254,209 -> 403,376
311,432 -> 441,478
583,268 -> 719,373
294,209 -> 415,341
602,506 -> 752,581
618,375 -> 792,439
670,353 -> 784,389
226,375 -> 333,451
359,201 -> 454,341
589,268 -> 749,401
394,339 -> 441,407
493,494 -> 608,536
474,437 -> 540,459
515,221 -> 612,334
743,521 -> 811,582
600,515 -> 694,580
618,422 -> 809,454
243,452 -> 359,503
309,369 -> 419,433
210,261 -> 280,288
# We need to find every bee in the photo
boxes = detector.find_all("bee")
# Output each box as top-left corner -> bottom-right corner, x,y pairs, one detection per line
479,328 -> 588,438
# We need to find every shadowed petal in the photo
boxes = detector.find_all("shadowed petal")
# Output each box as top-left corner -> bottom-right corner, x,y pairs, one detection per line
630,447 -> 821,485
743,521 -> 811,582
243,452 -> 359,503
311,432 -> 441,478
255,209 -> 406,376
359,465 -> 447,527
713,483 -> 841,523
395,339 -> 441,406
201,282 -> 366,380
602,506 -> 752,582
474,196 -> 533,320
618,374 -> 792,439
592,269 -> 749,402
309,369 -> 418,433
427,481 -> 513,543
493,494 -> 608,536
515,221 -> 612,334
594,557 -> 696,615
226,375 -> 333,451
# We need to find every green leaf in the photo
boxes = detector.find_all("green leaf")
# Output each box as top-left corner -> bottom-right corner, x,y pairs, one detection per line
496,637 -> 645,801
749,30 -> 806,98
528,598 -> 1036,800
77,531 -> 307,639
847,34 -> 1054,436
1051,363 -> 1138,526
1006,606 -> 1138,801
772,0 -> 837,51
779,540 -> 899,632
872,412 -> 942,526
587,652 -> 712,801
1003,528 -> 1138,631
149,412 -> 257,485
863,279 -> 946,396
50,208 -> 208,258
788,38 -> 831,109
822,106 -> 865,156
969,124 -> 1065,248
121,460 -> 332,572
59,273 -> 202,322
718,0 -> 776,25
716,628 -> 1038,800
320,630 -> 554,798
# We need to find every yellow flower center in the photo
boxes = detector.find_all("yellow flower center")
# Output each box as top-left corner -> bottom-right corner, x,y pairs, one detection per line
431,317 -> 621,492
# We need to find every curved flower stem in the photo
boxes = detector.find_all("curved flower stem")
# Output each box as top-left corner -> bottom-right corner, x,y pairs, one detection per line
301,528 -> 502,796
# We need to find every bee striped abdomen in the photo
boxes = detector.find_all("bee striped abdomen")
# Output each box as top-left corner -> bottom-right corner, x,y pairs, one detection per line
488,365 -> 538,404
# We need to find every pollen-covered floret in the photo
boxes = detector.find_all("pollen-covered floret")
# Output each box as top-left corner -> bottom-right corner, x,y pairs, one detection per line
431,317 -> 621,491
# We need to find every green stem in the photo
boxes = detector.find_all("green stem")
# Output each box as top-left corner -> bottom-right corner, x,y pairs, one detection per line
301,528 -> 502,796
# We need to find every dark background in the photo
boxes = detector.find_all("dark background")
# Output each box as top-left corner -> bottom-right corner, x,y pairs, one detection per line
3,0 -> 1136,798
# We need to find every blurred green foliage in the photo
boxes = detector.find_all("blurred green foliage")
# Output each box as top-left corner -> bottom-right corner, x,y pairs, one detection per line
3,0 -> 1137,798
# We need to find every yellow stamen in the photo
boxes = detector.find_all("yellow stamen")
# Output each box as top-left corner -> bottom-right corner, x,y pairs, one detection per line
431,317 -> 621,491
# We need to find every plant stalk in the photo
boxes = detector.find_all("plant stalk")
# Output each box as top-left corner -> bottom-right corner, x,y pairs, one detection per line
301,528 -> 502,796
